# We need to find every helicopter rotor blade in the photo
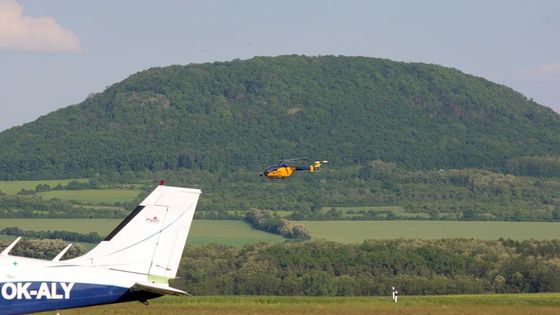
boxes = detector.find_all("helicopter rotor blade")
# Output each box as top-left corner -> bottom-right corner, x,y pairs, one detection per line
279,157 -> 308,163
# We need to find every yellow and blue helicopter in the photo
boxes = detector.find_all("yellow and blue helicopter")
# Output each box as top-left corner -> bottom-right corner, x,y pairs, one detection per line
260,158 -> 328,180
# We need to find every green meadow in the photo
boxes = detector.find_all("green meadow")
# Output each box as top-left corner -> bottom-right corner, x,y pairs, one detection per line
0,179 -> 87,195
0,219 -> 283,246
3,219 -> 560,245
34,293 -> 560,315
187,220 -> 284,246
0,218 -> 122,235
37,189 -> 141,204
303,220 -> 560,242
0,179 -> 141,206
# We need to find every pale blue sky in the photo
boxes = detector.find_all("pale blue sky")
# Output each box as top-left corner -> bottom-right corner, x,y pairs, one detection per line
1,0 -> 559,131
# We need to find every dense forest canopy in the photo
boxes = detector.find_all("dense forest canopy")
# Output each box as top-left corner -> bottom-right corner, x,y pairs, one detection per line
0,55 -> 559,180
175,239 -> 560,295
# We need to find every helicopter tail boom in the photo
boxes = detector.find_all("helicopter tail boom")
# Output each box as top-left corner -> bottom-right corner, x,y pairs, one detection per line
295,160 -> 328,172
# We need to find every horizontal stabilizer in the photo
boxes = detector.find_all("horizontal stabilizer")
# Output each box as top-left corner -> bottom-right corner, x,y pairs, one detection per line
52,243 -> 73,262
1,237 -> 21,256
132,281 -> 187,296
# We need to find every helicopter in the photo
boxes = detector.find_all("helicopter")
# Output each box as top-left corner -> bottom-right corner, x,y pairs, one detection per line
260,158 -> 328,179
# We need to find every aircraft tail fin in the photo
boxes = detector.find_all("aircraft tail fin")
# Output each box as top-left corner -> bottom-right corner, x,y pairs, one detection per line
69,184 -> 200,282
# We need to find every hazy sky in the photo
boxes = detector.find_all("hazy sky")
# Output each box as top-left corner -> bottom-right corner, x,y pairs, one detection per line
1,0 -> 559,131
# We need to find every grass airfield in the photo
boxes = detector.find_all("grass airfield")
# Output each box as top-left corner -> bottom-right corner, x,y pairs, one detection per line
33,294 -> 560,315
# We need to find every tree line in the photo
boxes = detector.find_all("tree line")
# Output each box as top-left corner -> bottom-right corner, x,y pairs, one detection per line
0,227 -> 103,243
244,209 -> 310,240
0,239 -> 86,260
173,239 -> 560,296
0,194 -> 130,218
3,238 -> 560,296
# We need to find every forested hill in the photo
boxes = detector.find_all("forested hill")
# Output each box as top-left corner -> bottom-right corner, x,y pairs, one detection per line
0,55 -> 559,179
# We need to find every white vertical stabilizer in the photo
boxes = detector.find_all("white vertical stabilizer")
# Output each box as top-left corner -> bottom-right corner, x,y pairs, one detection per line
69,185 -> 201,281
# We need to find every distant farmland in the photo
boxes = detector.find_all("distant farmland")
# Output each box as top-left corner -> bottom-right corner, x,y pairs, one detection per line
0,219 -> 284,246
0,179 -> 142,205
37,189 -> 141,204
2,219 -> 560,244
0,179 -> 87,194
187,220 -> 284,246
0,218 -> 121,235
303,220 -> 560,241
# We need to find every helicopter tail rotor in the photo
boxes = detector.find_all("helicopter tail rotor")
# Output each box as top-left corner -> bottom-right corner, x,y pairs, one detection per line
311,160 -> 328,171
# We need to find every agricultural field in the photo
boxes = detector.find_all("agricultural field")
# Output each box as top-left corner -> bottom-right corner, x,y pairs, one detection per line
37,189 -> 141,204
0,218 -> 121,235
0,179 -> 87,195
3,218 -> 560,245
0,178 -> 142,208
303,220 -> 560,241
187,220 -> 284,246
32,294 -> 560,315
0,219 -> 284,246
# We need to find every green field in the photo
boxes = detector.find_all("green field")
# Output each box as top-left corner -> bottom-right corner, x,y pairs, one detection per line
188,220 -> 284,246
0,219 -> 284,246
37,189 -> 141,204
0,179 -> 87,195
0,218 -> 121,235
303,220 -> 560,242
3,219 -> 560,244
32,294 -> 560,315
0,179 -> 141,205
